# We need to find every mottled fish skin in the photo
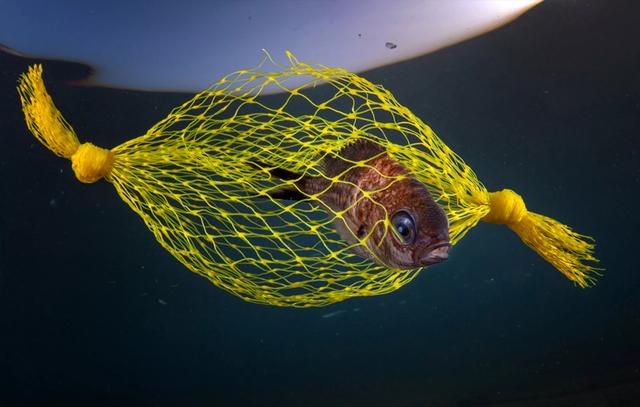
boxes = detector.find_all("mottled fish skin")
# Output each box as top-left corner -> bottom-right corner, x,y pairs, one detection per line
276,140 -> 450,269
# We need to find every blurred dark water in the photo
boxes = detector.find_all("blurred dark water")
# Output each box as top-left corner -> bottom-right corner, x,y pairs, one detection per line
1,1 -> 639,405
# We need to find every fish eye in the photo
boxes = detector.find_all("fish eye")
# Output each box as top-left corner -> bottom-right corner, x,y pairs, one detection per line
391,210 -> 416,244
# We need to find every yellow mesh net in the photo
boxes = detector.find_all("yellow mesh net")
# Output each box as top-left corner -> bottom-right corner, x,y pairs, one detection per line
17,53 -> 601,307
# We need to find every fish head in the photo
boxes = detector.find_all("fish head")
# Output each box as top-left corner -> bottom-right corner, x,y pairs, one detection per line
364,177 -> 450,269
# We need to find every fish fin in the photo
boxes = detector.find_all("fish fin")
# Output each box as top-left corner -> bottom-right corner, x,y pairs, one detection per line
252,141 -> 382,201
250,161 -> 301,181
250,161 -> 309,201
338,139 -> 386,161
268,166 -> 300,181
268,187 -> 308,201
323,139 -> 386,177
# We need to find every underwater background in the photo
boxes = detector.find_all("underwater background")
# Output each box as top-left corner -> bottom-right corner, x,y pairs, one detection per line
1,1 -> 639,406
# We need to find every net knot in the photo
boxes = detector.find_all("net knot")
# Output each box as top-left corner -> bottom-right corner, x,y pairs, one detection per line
70,142 -> 114,183
483,189 -> 527,226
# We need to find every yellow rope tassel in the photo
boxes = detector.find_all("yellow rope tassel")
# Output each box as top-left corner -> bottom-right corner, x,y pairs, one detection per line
482,189 -> 600,287
17,65 -> 114,183
16,55 -> 601,307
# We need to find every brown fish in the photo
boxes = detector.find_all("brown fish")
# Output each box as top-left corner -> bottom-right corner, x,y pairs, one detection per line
269,140 -> 451,269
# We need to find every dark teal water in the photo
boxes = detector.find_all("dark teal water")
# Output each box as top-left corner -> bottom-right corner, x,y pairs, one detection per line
1,1 -> 639,405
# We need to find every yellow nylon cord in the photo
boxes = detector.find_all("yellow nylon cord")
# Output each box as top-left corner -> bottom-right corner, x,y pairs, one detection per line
17,54 -> 601,307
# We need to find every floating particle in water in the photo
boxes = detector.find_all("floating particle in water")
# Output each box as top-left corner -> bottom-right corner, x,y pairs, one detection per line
385,42 -> 397,49
321,310 -> 346,319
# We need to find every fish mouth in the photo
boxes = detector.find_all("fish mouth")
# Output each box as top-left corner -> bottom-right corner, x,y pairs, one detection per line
417,242 -> 451,266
